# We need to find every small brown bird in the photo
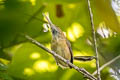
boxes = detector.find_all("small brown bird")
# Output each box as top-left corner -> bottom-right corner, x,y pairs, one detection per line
43,14 -> 73,68
43,13 -> 96,68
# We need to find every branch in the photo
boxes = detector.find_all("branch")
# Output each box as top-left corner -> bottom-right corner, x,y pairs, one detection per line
92,55 -> 120,75
24,34 -> 97,80
87,0 -> 101,80
74,56 -> 96,61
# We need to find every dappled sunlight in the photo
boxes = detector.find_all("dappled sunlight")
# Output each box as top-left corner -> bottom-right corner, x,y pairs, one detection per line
67,29 -> 76,41
30,52 -> 40,59
0,0 -> 4,10
45,43 -> 51,49
67,22 -> 84,42
30,0 -> 36,6
67,4 -> 76,9
72,23 -> 84,38
0,0 -> 119,79
33,60 -> 48,72
33,60 -> 58,72
24,68 -> 35,76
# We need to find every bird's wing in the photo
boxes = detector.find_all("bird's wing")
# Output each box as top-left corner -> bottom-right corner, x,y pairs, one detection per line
66,39 -> 73,64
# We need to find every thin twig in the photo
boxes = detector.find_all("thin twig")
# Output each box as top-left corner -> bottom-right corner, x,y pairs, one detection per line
26,4 -> 46,24
92,55 -> 120,75
87,0 -> 101,80
24,13 -> 47,23
24,34 -> 97,80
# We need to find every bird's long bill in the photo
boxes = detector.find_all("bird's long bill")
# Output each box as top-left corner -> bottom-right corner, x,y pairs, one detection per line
43,13 -> 55,30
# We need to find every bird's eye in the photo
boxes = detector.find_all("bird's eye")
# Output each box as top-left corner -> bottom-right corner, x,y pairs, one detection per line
52,30 -> 57,34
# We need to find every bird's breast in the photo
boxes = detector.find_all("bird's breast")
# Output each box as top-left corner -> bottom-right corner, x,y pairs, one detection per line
51,39 -> 71,60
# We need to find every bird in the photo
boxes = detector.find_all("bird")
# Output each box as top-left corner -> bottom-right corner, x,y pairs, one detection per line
43,13 -> 96,68
43,13 -> 73,68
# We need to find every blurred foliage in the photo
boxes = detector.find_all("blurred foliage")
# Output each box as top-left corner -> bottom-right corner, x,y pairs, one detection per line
0,0 -> 120,80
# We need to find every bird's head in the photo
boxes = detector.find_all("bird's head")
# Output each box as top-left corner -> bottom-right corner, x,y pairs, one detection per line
50,24 -> 61,36
43,13 -> 62,37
